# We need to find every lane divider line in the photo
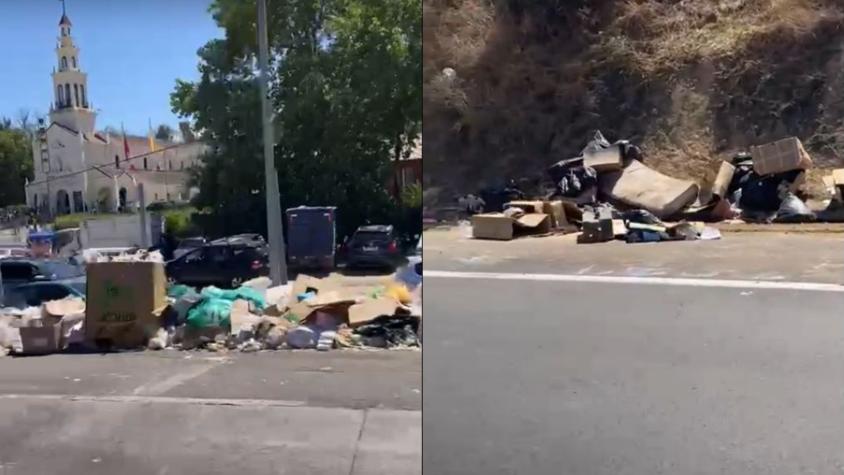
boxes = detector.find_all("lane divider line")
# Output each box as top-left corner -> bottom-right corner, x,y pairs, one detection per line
426,270 -> 844,293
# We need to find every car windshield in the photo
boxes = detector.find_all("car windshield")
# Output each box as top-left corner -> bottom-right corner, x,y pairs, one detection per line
180,238 -> 205,248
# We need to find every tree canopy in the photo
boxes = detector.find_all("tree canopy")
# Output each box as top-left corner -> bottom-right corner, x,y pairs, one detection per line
0,119 -> 35,207
171,0 -> 421,239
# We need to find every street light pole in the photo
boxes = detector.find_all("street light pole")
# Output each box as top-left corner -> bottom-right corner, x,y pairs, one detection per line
257,0 -> 288,285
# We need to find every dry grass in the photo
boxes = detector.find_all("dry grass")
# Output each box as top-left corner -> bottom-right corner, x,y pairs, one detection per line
423,0 -> 844,201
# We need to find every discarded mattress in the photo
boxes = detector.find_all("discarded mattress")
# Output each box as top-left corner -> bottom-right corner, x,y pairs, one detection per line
598,160 -> 699,219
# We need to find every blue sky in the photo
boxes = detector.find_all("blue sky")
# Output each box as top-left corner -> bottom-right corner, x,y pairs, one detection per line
0,0 -> 224,136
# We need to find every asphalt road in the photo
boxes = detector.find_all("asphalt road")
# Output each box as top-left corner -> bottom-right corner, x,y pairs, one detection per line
0,350 -> 421,475
424,275 -> 844,474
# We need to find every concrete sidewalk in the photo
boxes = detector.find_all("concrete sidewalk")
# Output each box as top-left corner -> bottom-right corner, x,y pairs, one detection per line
0,351 -> 421,475
424,227 -> 844,283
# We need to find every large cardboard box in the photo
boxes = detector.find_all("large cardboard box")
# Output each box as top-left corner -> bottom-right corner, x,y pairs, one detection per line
583,146 -> 623,172
711,161 -> 735,199
542,200 -> 568,229
86,261 -> 167,348
471,212 -> 551,240
750,137 -> 813,175
472,213 -> 514,240
19,324 -> 61,355
504,200 -> 545,214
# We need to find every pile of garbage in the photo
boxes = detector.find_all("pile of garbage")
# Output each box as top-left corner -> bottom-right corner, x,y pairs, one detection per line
467,132 -> 828,243
0,262 -> 422,356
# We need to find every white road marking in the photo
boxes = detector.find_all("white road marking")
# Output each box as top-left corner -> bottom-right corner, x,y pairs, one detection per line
132,361 -> 223,396
426,270 -> 844,293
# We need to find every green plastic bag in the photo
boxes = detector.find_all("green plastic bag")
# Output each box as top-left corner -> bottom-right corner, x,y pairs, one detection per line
167,284 -> 193,299
186,298 -> 234,329
199,286 -> 267,310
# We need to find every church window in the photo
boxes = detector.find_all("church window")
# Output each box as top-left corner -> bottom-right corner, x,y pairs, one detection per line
143,157 -> 148,170
115,155 -> 120,169
74,84 -> 80,107
64,84 -> 71,107
61,56 -> 67,70
80,85 -> 86,107
57,86 -> 63,106
71,56 -> 77,68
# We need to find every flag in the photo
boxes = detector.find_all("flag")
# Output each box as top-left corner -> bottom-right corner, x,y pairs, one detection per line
121,123 -> 130,161
148,118 -> 157,152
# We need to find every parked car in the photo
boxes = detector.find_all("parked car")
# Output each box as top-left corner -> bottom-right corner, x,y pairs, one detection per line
0,245 -> 30,260
3,281 -> 85,308
165,240 -> 269,288
173,236 -> 207,260
0,258 -> 86,306
345,225 -> 403,270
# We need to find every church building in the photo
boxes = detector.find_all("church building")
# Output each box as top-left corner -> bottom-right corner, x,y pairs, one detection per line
25,6 -> 206,215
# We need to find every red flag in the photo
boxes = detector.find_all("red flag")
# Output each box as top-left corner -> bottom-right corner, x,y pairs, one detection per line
121,123 -> 130,161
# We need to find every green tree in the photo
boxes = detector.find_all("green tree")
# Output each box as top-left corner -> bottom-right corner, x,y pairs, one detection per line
0,121 -> 34,206
155,124 -> 175,142
171,0 -> 421,239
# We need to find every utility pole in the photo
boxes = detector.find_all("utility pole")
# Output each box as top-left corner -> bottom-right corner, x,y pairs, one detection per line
257,0 -> 288,285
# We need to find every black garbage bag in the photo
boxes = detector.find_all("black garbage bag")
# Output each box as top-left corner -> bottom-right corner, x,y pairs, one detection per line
728,160 -> 755,197
479,182 -> 525,213
738,169 -> 803,211
774,192 -> 816,223
557,166 -> 598,198
355,315 -> 420,348
621,209 -> 664,226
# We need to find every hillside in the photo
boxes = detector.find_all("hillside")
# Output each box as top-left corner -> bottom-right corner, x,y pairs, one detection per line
423,0 -> 844,204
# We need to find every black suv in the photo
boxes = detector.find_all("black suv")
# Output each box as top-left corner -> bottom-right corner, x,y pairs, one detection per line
165,238 -> 269,288
345,225 -> 403,270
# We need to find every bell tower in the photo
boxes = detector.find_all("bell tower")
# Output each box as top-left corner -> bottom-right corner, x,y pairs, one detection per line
49,0 -> 96,133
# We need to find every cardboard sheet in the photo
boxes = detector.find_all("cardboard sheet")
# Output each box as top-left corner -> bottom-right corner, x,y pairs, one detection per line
598,160 -> 699,219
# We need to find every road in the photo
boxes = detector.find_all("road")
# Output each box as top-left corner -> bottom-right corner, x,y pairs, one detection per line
424,228 -> 844,474
0,350 -> 421,475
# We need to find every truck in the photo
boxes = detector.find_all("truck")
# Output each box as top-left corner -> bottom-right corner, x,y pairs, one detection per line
285,206 -> 337,270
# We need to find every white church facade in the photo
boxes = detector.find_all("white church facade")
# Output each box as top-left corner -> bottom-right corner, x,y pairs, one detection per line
25,8 -> 206,215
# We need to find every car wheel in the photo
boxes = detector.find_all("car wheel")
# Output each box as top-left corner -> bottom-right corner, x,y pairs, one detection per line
231,276 -> 243,288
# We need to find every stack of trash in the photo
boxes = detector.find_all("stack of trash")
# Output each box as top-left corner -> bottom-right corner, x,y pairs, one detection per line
468,131 -> 823,243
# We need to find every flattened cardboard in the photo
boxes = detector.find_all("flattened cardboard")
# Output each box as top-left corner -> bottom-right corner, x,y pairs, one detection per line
85,261 -> 167,349
584,146 -> 623,172
348,297 -> 402,326
504,200 -> 545,214
750,137 -> 813,175
712,161 -> 735,199
472,213 -> 514,240
514,213 -> 549,230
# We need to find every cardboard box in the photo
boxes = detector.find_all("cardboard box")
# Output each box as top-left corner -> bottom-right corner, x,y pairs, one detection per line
513,213 -> 551,234
472,213 -> 514,240
85,261 -> 167,349
583,146 -> 623,172
832,169 -> 844,186
542,201 -> 568,229
19,323 -> 61,355
504,200 -> 545,214
712,161 -> 735,199
750,137 -> 813,176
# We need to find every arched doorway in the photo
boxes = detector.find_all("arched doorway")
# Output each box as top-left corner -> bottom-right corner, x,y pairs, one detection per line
56,190 -> 71,215
119,187 -> 127,211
